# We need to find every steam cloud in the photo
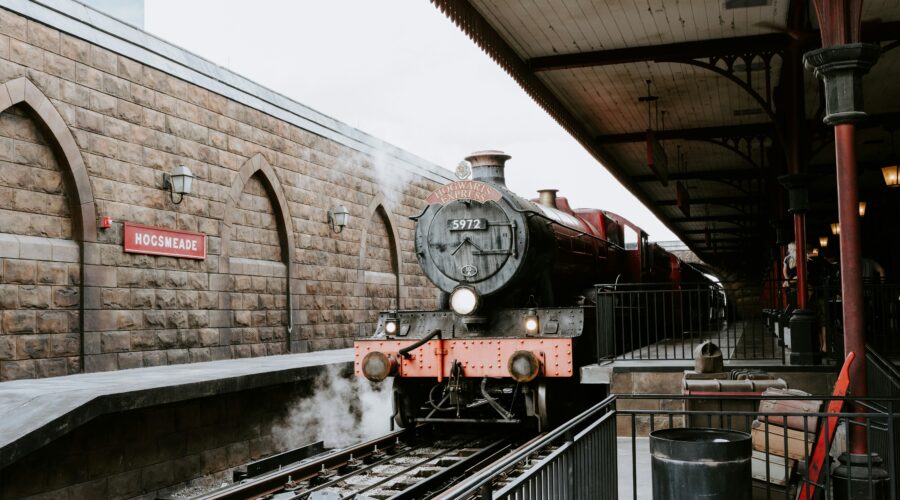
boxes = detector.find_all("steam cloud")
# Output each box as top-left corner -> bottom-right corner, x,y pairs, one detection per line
345,147 -> 423,212
274,365 -> 392,449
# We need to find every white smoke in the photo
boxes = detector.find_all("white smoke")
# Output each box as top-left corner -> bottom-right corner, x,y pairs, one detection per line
353,147 -> 422,212
274,365 -> 392,449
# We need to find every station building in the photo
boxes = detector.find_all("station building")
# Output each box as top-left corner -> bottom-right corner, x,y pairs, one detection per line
0,1 -> 452,381
0,1 -> 450,497
2,0 -> 899,498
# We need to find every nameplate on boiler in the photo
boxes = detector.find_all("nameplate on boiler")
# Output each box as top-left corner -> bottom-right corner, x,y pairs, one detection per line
123,223 -> 207,260
425,181 -> 502,205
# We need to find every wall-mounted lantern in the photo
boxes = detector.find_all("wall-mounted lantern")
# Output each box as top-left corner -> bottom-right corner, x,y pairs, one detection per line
858,201 -> 867,217
328,204 -> 349,233
163,165 -> 194,204
882,165 -> 900,187
831,222 -> 841,235
819,236 -> 828,248
884,129 -> 899,188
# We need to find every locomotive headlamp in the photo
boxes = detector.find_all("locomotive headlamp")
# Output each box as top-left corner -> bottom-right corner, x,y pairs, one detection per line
524,308 -> 540,334
383,312 -> 399,335
450,287 -> 479,315
508,350 -> 541,383
361,351 -> 397,382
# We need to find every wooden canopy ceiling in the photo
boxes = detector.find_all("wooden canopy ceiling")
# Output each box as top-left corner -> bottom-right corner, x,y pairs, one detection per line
433,0 -> 900,276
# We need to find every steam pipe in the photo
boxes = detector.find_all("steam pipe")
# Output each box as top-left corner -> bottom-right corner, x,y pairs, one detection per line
398,329 -> 442,359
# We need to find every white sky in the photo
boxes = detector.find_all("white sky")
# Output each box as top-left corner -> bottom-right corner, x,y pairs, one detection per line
144,0 -> 678,241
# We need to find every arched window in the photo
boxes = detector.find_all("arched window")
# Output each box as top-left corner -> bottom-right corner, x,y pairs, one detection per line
357,196 -> 402,337
0,78 -> 96,381
221,154 -> 296,357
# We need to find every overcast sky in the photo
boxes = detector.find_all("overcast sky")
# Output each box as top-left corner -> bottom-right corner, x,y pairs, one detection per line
144,0 -> 678,241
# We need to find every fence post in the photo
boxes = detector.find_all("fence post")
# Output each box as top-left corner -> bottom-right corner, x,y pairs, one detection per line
596,287 -> 615,359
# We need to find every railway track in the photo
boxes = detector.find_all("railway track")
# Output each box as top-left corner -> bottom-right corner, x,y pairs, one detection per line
197,427 -> 526,500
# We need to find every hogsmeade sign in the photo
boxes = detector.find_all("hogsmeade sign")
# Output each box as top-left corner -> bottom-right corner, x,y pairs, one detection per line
425,181 -> 502,205
123,222 -> 207,260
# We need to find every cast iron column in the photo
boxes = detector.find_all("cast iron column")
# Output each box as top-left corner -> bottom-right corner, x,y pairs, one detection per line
793,215 -> 808,310
805,37 -> 885,499
805,41 -> 879,446
779,175 -> 817,364
783,33 -> 810,311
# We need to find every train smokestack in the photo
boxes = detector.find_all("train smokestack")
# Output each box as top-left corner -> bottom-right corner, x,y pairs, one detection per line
537,189 -> 558,208
466,150 -> 511,187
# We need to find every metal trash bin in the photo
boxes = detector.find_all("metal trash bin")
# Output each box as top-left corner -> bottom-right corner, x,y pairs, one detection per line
650,428 -> 751,500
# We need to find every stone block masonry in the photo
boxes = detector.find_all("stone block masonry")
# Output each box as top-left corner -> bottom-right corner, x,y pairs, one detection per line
0,381 -> 316,499
0,4 -> 451,380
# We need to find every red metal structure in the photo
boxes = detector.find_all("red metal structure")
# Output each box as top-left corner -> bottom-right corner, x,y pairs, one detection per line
799,351 -> 855,499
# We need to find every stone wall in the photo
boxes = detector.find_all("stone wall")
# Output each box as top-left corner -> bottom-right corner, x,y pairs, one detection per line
0,380 -> 314,499
0,234 -> 80,379
0,103 -> 82,380
0,7 -> 447,380
360,205 -> 400,336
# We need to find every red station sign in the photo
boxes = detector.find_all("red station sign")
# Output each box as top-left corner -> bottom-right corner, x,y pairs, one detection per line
123,222 -> 207,260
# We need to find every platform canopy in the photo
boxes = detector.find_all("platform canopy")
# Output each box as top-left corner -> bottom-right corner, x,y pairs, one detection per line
433,0 -> 900,277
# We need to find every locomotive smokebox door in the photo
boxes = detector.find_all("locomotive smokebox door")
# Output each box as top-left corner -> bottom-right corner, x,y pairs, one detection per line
427,200 -> 514,285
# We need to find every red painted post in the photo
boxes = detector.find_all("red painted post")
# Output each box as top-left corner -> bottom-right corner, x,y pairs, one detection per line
784,35 -> 810,311
833,123 -> 867,453
793,214 -> 808,309
805,2 -> 889,493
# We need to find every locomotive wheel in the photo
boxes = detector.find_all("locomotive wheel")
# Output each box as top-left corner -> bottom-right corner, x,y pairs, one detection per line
534,380 -> 580,430
392,379 -> 428,428
534,379 -> 607,430
535,382 -> 551,431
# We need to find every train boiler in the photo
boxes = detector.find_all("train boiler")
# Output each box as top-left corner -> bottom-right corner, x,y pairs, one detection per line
354,150 -> 678,428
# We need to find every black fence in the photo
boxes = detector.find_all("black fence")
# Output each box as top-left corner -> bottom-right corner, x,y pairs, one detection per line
596,282 -> 784,361
815,283 -> 900,359
618,394 -> 896,500
867,344 -> 900,490
437,394 -> 897,499
440,396 -> 619,500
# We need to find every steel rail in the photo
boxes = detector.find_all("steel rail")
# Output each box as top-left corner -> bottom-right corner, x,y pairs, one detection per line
279,434 -> 435,499
196,428 -> 411,500
337,435 -> 503,500
436,395 -> 617,498
393,438 -> 518,500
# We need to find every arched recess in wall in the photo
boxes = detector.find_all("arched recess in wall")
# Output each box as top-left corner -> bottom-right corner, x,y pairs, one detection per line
221,154 -> 297,354
0,78 -> 97,380
356,194 -> 403,337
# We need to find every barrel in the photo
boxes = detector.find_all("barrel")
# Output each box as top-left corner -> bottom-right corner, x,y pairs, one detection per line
650,428 -> 751,500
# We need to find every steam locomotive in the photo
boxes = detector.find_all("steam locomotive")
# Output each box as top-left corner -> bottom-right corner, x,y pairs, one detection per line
355,150 -> 708,429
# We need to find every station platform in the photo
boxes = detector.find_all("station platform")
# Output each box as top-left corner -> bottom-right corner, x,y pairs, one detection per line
0,349 -> 353,470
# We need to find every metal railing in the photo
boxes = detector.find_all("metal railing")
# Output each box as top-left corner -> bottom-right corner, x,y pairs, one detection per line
618,394 -> 896,500
439,394 -> 897,499
596,282 -> 784,361
439,396 -> 618,500
866,344 -> 900,489
816,283 -> 900,359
